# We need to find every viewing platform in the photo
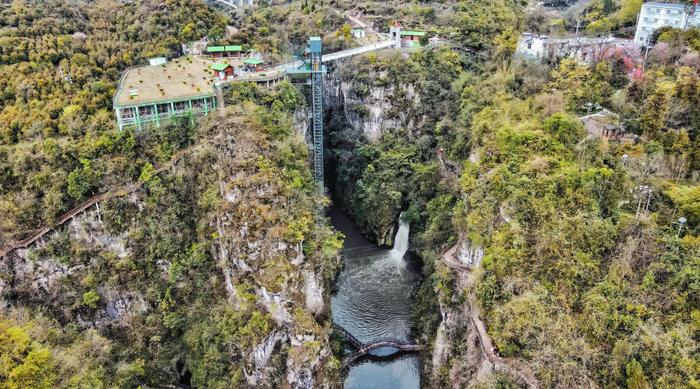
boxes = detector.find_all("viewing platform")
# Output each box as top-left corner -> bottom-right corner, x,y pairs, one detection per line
113,56 -> 222,131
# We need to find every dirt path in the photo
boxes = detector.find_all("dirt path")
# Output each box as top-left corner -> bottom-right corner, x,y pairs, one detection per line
442,243 -> 539,389
0,146 -> 196,258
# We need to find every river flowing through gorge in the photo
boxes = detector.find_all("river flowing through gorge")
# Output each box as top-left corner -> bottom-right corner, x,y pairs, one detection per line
328,206 -> 421,388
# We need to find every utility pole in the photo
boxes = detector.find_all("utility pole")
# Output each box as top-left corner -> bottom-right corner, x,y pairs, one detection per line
644,187 -> 652,214
636,185 -> 652,218
636,186 -> 643,218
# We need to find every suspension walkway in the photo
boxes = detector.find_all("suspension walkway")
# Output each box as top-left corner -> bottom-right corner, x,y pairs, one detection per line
320,40 -> 395,62
333,323 -> 424,369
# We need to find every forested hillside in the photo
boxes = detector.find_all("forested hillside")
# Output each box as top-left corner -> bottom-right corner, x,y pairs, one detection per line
0,0 -> 227,245
1,83 -> 343,387
0,1 -> 343,387
1,0 -> 699,387
324,0 -> 700,387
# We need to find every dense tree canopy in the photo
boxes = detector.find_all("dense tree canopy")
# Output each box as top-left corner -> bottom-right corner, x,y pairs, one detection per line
326,4 -> 700,386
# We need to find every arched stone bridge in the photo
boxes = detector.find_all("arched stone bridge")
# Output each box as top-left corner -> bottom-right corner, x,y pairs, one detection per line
333,324 -> 425,369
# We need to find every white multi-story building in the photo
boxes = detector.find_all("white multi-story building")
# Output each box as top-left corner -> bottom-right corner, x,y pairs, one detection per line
634,2 -> 700,45
516,33 -> 634,64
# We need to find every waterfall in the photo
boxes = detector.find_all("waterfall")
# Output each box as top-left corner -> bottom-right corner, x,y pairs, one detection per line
389,214 -> 410,260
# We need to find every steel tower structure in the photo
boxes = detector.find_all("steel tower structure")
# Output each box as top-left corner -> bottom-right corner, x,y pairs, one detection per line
308,37 -> 324,189
287,37 -> 326,191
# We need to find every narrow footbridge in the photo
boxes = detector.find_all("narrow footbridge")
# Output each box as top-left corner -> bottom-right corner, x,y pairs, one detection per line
220,39 -> 397,86
334,324 -> 425,369
320,40 -> 395,63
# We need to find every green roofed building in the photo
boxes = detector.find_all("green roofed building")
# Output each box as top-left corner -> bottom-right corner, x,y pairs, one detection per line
211,62 -> 234,80
244,58 -> 263,65
400,31 -> 426,37
244,57 -> 264,72
211,63 -> 231,71
207,45 -> 245,58
398,30 -> 427,47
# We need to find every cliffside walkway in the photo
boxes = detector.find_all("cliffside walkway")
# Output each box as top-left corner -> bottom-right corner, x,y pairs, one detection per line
0,146 -> 196,258
440,242 -> 473,271
333,323 -> 425,369
441,243 -> 539,389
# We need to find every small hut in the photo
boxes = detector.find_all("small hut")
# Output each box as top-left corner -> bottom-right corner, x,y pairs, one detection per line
244,58 -> 264,72
400,30 -> 426,47
211,63 -> 234,80
224,45 -> 244,57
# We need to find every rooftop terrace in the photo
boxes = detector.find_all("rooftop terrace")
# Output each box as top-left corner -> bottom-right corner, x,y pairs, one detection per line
114,56 -> 243,107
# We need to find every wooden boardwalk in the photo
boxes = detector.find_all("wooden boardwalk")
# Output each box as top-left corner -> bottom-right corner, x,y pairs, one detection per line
0,147 -> 194,258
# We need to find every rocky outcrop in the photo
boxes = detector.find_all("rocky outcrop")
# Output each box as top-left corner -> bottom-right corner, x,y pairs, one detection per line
0,207 -> 147,328
456,239 -> 484,268
303,270 -> 325,317
211,115 -> 338,388
245,331 -> 288,385
431,315 -> 451,370
326,62 -> 422,143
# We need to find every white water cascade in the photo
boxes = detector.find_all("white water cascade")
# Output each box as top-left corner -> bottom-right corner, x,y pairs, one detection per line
389,214 -> 410,260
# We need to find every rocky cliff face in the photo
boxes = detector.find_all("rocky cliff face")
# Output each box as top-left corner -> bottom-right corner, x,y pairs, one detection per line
325,56 -> 423,143
1,205 -> 147,329
431,239 -> 490,385
323,55 -> 426,245
430,232 -> 537,387
0,112 -> 340,388
212,114 -> 339,387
